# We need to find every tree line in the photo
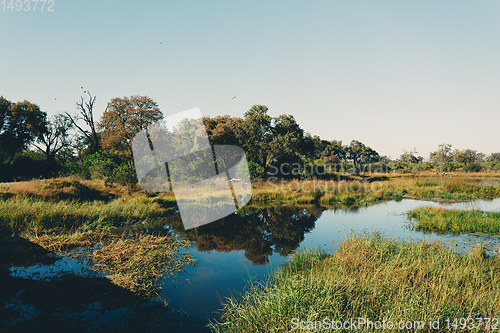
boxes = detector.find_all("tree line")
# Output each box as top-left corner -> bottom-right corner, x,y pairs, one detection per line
1,93 -> 499,183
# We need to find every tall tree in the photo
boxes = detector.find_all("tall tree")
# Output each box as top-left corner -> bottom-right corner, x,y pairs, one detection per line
486,152 -> 500,163
429,143 -> 452,164
346,140 -> 380,172
99,95 -> 163,155
0,99 -> 47,162
399,149 -> 423,165
33,114 -> 74,160
268,114 -> 304,164
0,96 -> 10,135
322,140 -> 345,164
452,149 -> 483,165
236,105 -> 273,167
203,115 -> 242,146
66,91 -> 100,153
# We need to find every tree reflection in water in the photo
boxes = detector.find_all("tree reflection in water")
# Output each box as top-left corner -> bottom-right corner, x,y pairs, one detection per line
175,205 -> 326,265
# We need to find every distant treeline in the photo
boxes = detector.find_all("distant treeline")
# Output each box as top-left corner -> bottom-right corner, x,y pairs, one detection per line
1,94 -> 499,183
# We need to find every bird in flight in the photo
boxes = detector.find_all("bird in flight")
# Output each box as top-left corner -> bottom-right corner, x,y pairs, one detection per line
232,96 -> 236,100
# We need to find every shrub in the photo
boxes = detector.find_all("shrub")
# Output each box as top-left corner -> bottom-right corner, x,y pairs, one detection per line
442,162 -> 459,172
248,161 -> 265,180
111,162 -> 137,185
62,151 -> 138,185
462,163 -> 483,173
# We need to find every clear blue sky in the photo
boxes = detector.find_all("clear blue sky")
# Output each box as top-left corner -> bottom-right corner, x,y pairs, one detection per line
1,0 -> 499,159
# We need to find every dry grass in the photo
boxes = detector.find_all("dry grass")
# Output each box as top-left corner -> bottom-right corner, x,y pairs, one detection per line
251,175 -> 500,205
79,233 -> 196,297
30,230 -> 111,252
28,230 -> 197,298
0,177 -> 134,201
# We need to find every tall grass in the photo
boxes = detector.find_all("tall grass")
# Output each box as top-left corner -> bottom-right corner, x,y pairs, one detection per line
408,206 -> 500,234
251,176 -> 500,206
0,196 -> 177,234
209,234 -> 500,332
79,233 -> 196,297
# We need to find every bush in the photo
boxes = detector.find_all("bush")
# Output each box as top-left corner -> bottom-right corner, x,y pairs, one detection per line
414,162 -> 432,171
248,161 -> 265,180
6,151 -> 61,181
62,151 -> 137,185
112,162 -> 137,185
462,163 -> 483,173
442,162 -> 459,172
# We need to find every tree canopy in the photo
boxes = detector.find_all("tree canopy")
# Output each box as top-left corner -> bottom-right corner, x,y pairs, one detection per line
99,95 -> 163,155
0,98 -> 47,162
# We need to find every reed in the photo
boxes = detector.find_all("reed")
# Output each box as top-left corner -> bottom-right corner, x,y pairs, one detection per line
408,206 -> 500,234
209,234 -> 500,332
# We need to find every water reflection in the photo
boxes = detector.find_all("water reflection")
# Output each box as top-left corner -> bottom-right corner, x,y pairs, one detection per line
176,205 -> 325,265
3,197 -> 500,332
0,232 -> 181,332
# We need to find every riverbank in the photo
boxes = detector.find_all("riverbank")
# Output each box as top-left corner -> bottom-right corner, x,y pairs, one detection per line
252,173 -> 500,205
1,175 -> 499,299
209,234 -> 500,332
0,178 -> 194,298
408,206 -> 500,234
3,175 -> 499,236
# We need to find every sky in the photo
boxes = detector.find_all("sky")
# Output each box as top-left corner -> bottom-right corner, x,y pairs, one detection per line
1,0 -> 499,159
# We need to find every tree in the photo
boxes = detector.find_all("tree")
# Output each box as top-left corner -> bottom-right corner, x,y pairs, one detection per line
268,114 -> 304,164
322,140 -> 345,164
429,143 -> 452,164
0,98 -> 47,162
399,149 -> 423,164
33,114 -> 74,160
486,152 -> 500,163
66,91 -> 100,153
346,140 -> 380,172
300,134 -> 322,160
452,149 -> 483,165
236,105 -> 273,167
203,115 -> 242,146
99,95 -> 163,155
0,96 -> 10,135
234,106 -> 307,176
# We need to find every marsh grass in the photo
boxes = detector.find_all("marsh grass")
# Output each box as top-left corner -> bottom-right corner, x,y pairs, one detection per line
1,177 -> 131,201
0,196 -> 179,234
0,178 -> 193,299
77,233 -> 197,297
251,176 -> 500,206
209,234 -> 500,333
408,206 -> 500,234
29,229 -> 111,252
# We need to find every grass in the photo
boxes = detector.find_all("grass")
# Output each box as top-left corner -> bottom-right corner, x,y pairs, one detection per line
2,175 -> 500,301
209,234 -> 500,333
251,175 -> 500,206
0,196 -> 178,234
77,233 -> 196,297
408,206 -> 500,234
0,178 -> 194,299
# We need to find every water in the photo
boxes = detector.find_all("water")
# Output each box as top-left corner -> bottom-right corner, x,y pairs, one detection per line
164,198 -> 500,332
3,197 -> 500,332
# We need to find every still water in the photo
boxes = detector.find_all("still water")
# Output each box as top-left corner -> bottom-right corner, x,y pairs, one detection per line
4,198 -> 500,332
165,198 -> 500,332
